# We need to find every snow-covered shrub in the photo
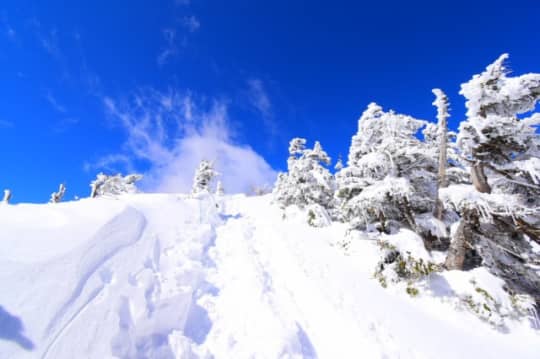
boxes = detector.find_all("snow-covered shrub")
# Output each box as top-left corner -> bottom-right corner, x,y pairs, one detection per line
374,242 -> 440,290
443,268 -> 538,329
273,138 -> 335,217
90,173 -> 143,198
2,189 -> 11,204
373,230 -> 441,295
192,160 -> 218,195
50,183 -> 66,203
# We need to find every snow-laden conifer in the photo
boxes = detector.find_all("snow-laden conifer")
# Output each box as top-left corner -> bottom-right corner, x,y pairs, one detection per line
458,53 -> 540,197
336,103 -> 438,232
443,54 -> 540,302
273,138 -> 335,212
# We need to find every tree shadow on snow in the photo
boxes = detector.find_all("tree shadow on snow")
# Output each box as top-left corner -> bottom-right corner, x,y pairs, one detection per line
0,306 -> 35,350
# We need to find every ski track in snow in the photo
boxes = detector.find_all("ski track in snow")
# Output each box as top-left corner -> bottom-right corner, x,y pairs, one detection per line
1,194 -> 538,359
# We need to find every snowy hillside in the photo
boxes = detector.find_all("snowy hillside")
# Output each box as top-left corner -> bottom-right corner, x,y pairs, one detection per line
0,194 -> 538,359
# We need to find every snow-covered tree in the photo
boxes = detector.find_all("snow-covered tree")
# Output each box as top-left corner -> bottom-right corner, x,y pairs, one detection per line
443,54 -> 540,302
192,160 -> 218,195
90,173 -> 143,198
50,183 -> 66,203
273,138 -> 335,211
336,103 -> 438,233
2,189 -> 11,204
458,53 -> 540,198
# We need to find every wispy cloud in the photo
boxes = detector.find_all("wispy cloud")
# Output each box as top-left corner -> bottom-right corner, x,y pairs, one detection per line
157,28 -> 178,66
40,29 -> 61,57
32,22 -> 61,59
247,78 -> 277,134
83,154 -> 134,173
92,88 -> 277,194
181,15 -> 200,32
45,91 -> 67,113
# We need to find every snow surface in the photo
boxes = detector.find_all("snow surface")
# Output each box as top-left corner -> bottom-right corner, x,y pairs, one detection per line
0,194 -> 538,358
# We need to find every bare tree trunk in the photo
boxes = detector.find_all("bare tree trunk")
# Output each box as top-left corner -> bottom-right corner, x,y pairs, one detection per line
445,209 -> 477,270
471,162 -> 491,193
445,220 -> 468,269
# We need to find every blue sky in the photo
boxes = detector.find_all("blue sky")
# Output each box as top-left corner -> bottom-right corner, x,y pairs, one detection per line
0,0 -> 539,202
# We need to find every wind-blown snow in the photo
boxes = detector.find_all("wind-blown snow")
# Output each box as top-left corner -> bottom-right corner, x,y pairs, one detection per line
0,194 -> 538,358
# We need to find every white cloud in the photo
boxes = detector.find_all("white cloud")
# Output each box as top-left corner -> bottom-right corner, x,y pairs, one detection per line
96,88 -> 277,194
181,15 -> 200,33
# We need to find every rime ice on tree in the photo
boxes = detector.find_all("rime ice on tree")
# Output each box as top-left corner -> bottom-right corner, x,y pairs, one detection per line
442,54 -> 540,301
335,103 -> 438,232
192,160 -> 218,195
274,138 -> 334,208
90,173 -> 143,198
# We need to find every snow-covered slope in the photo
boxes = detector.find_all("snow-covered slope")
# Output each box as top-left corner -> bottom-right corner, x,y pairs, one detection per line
0,194 -> 538,358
